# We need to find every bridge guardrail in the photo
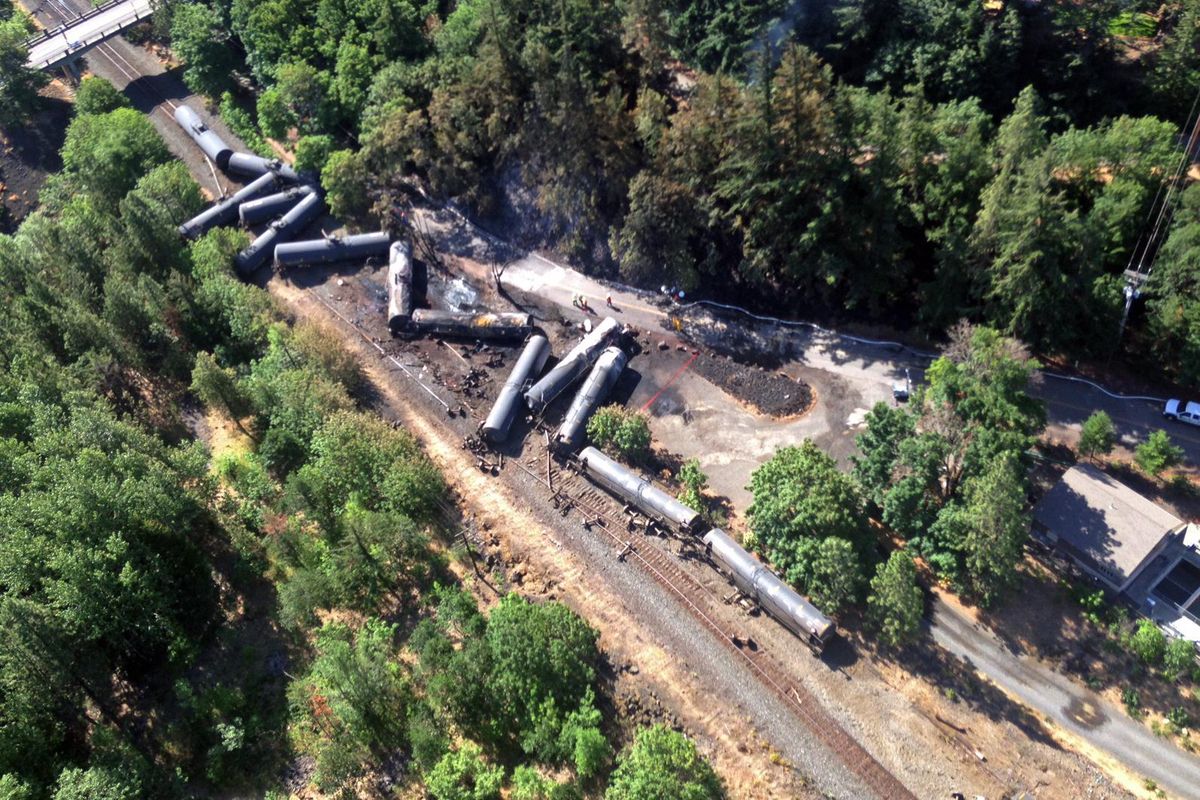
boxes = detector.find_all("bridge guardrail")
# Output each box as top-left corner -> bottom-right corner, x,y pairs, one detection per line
25,0 -> 155,70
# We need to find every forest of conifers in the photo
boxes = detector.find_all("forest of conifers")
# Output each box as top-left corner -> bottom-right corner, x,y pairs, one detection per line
158,0 -> 1200,383
6,0 -> 1200,797
0,60 -> 722,800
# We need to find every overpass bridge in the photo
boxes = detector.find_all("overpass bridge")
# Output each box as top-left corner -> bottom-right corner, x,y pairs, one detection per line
25,0 -> 156,71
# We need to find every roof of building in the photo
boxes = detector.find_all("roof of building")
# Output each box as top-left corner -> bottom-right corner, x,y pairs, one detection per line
1034,464 -> 1184,590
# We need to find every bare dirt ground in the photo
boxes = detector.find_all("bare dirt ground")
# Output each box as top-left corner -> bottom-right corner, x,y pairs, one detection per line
259,252 -> 1138,799
0,79 -> 72,231
268,277 -> 826,799
11,12 -> 1160,796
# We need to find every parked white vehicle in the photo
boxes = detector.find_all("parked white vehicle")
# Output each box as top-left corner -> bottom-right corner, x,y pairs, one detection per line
1163,399 -> 1200,426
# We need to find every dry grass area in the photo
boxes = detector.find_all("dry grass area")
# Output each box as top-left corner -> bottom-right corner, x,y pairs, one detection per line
976,559 -> 1200,752
272,279 -> 821,799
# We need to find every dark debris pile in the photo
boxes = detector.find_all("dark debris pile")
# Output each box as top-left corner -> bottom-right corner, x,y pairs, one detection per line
691,352 -> 813,418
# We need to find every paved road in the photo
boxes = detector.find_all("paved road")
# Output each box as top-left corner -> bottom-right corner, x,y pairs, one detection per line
498,253 -> 1200,467
26,0 -> 153,70
37,14 -> 1199,790
931,597 -> 1200,799
498,250 -> 1200,798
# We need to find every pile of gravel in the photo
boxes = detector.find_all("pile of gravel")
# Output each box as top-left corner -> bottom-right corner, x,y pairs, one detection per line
692,352 -> 812,417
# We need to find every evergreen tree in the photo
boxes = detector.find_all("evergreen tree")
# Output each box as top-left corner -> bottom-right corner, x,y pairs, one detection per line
1078,411 -> 1116,461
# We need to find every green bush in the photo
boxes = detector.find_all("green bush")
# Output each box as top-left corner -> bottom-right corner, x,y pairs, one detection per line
426,742 -> 503,800
586,405 -> 651,463
73,77 -> 130,116
1122,687 -> 1142,718
1109,11 -> 1157,38
1136,431 -> 1184,477
1131,618 -> 1167,665
1164,637 -> 1197,681
294,135 -> 334,176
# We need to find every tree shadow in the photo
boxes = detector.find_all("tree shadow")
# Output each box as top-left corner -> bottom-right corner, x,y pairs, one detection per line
893,629 -> 1063,751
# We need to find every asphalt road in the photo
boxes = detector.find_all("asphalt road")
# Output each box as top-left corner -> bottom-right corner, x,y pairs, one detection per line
499,252 -> 1200,467
499,251 -> 1200,798
931,597 -> 1200,799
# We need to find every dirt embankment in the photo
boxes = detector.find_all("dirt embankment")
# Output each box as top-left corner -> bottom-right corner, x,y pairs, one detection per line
0,81 -> 73,231
269,279 -> 821,799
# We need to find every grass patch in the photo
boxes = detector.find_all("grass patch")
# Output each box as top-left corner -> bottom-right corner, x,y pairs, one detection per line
1109,11 -> 1157,38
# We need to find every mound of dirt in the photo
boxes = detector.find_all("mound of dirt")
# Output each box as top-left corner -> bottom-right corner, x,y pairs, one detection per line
692,352 -> 812,417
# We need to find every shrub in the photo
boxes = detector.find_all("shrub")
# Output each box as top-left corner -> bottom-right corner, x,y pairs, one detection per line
294,135 -> 334,176
1168,705 -> 1192,734
1135,430 -> 1184,477
1164,637 -> 1197,682
586,405 -> 651,463
74,77 -> 130,116
1131,618 -> 1167,665
426,742 -> 503,800
1123,687 -> 1142,718
677,458 -> 708,515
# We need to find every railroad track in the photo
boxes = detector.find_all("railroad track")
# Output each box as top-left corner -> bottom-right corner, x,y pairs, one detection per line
31,0 -> 232,196
50,26 -> 919,786
310,282 -> 917,798
511,439 -> 917,800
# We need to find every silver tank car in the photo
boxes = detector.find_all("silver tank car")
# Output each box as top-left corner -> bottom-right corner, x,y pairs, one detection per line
577,446 -> 702,534
178,172 -> 280,239
274,231 -> 390,267
482,334 -> 551,444
226,151 -> 301,183
387,239 -> 414,331
174,105 -> 232,171
409,309 -> 534,340
702,527 -> 834,651
554,346 -> 627,450
524,316 -> 620,414
234,191 -> 326,275
239,185 -> 316,226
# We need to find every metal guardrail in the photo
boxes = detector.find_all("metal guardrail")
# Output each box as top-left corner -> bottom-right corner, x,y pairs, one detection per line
25,0 -> 156,70
25,0 -> 130,45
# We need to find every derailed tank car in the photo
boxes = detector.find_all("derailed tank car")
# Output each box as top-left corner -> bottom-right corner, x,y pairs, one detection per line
387,239 -> 414,332
409,309 -> 533,340
577,446 -> 702,534
226,151 -> 301,183
174,105 -> 232,171
178,172 -> 280,239
702,527 -> 834,652
235,190 -> 326,275
524,316 -> 620,414
555,346 -> 627,450
239,185 -> 316,226
274,231 -> 391,268
482,334 -> 551,443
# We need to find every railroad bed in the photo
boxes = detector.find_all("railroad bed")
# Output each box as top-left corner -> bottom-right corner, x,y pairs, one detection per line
306,284 -> 915,800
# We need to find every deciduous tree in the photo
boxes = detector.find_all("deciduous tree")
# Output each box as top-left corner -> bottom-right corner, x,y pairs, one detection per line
1078,411 -> 1116,461
867,550 -> 924,647
605,725 -> 722,800
1136,430 -> 1184,477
